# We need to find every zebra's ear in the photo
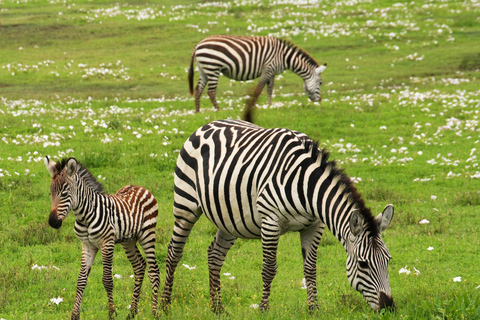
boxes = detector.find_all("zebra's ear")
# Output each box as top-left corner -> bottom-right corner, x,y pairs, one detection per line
350,209 -> 364,237
315,63 -> 327,74
375,204 -> 394,233
66,157 -> 78,177
45,156 -> 57,177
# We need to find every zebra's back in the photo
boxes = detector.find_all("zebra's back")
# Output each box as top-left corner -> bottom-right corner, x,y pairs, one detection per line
194,36 -> 282,81
110,185 -> 158,244
175,120 -> 317,239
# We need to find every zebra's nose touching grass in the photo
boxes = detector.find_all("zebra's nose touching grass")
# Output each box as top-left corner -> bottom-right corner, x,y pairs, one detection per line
379,291 -> 395,310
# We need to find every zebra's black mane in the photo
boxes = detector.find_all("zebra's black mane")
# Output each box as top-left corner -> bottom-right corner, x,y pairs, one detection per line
280,39 -> 319,68
301,138 -> 379,236
56,158 -> 105,194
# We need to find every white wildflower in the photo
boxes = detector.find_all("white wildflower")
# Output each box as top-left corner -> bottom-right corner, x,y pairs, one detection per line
399,266 -> 411,275
50,297 -> 63,305
183,264 -> 196,270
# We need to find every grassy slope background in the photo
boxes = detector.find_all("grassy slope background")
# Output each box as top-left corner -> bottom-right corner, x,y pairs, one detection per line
1,0 -> 480,319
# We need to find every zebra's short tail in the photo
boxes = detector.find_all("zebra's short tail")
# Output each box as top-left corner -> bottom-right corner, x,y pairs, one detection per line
243,88 -> 256,123
188,51 -> 195,95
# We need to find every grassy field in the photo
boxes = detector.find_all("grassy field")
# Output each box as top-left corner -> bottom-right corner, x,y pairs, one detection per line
1,0 -> 480,319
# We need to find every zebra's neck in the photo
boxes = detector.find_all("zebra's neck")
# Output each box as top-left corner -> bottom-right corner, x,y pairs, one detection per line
72,176 -> 111,224
297,153 -> 360,246
282,44 -> 318,80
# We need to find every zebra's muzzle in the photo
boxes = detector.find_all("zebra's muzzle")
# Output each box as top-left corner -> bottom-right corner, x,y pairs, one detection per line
378,291 -> 395,311
49,211 -> 63,229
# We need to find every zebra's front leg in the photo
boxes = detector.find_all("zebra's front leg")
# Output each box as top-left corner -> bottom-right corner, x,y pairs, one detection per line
101,241 -> 116,320
122,242 -> 146,320
259,222 -> 281,312
161,211 -> 200,311
72,243 -> 98,320
300,222 -> 325,311
208,230 -> 237,314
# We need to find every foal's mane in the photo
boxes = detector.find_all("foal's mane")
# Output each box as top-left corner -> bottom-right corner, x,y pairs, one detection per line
57,158 -> 104,194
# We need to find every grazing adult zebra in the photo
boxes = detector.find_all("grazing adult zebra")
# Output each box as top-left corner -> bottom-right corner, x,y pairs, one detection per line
161,120 -> 395,313
188,35 -> 327,113
44,156 -> 160,320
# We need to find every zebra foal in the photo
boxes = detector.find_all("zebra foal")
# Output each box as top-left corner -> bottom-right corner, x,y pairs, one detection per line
45,156 -> 160,320
188,35 -> 327,113
161,120 -> 395,313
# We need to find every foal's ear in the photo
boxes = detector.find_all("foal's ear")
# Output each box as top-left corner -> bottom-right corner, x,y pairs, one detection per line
66,157 -> 78,177
44,156 -> 57,177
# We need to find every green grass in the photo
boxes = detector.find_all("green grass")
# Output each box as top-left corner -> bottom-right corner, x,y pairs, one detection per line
1,0 -> 480,319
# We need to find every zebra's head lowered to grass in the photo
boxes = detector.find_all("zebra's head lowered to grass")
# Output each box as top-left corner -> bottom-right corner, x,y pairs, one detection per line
44,156 -> 103,229
346,204 -> 395,311
303,63 -> 327,102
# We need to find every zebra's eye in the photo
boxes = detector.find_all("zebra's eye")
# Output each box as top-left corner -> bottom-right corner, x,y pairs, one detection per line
358,261 -> 369,269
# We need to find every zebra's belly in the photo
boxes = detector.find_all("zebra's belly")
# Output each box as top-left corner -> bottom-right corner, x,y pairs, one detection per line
202,206 -> 320,239
221,68 -> 261,82
278,216 -> 322,235
202,207 -> 262,239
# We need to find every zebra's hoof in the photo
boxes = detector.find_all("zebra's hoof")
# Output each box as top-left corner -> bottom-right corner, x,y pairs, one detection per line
308,303 -> 319,313
259,302 -> 270,313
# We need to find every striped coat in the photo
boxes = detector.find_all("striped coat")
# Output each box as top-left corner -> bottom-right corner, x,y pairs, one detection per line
188,35 -> 327,113
45,157 -> 160,320
161,120 -> 394,313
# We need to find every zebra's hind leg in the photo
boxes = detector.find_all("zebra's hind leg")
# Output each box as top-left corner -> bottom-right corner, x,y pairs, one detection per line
259,220 -> 281,312
138,228 -> 160,318
122,241 -> 147,320
161,207 -> 201,311
300,221 -> 325,311
207,79 -> 220,110
194,68 -> 208,113
208,230 -> 237,314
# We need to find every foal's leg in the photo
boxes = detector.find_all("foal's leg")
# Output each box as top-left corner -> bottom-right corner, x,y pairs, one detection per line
71,243 -> 98,320
300,221 -> 325,310
100,240 -> 116,320
122,241 -> 146,319
138,228 -> 160,317
207,229 -> 237,314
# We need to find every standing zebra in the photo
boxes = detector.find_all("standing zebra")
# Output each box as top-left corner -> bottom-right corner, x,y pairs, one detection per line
45,156 -> 160,320
188,35 -> 327,113
161,120 -> 395,313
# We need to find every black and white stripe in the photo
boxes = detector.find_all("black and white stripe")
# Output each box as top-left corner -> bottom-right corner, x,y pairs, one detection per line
188,35 -> 327,112
45,157 -> 160,320
161,120 -> 394,312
